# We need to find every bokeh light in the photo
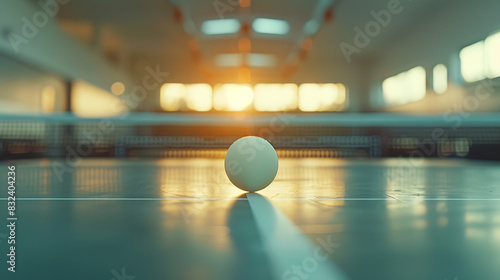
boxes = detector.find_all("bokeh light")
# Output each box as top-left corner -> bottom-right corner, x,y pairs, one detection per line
186,84 -> 212,112
460,41 -> 486,83
433,64 -> 448,94
298,83 -> 345,112
160,83 -> 186,111
214,84 -> 253,111
383,66 -> 426,105
111,82 -> 125,95
254,84 -> 298,111
41,86 -> 56,114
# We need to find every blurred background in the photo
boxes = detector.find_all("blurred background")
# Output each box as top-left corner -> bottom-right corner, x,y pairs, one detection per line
0,0 -> 499,116
0,0 -> 499,159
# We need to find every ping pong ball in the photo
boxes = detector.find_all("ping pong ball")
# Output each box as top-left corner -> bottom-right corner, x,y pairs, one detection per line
224,136 -> 279,192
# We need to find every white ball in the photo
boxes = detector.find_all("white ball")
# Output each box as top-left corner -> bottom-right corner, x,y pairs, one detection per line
224,136 -> 279,192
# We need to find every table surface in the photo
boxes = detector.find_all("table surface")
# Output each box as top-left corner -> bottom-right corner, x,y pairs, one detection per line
1,158 -> 499,280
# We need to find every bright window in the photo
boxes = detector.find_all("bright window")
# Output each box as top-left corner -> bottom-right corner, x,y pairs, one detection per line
160,83 -> 185,111
72,80 -> 126,117
407,66 -> 426,102
185,84 -> 212,112
160,83 -> 348,112
213,84 -> 253,111
298,83 -> 346,112
433,64 -> 448,94
160,83 -> 212,112
382,76 -> 400,105
254,84 -> 297,111
382,66 -> 426,105
486,31 -> 500,78
460,41 -> 486,82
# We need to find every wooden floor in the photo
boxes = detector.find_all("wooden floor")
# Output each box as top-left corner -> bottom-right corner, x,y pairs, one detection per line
1,158 -> 500,280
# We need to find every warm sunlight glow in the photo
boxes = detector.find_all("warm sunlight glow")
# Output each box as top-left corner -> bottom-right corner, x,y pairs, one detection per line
254,84 -> 298,111
238,67 -> 251,82
160,83 -> 185,111
161,83 -> 212,111
298,83 -> 346,112
214,84 -> 253,111
186,84 -> 212,111
73,80 -> 126,117
41,86 -> 56,114
159,83 -> 348,112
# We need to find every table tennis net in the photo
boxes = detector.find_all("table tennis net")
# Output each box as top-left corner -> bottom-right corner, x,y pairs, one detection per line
0,117 -> 499,160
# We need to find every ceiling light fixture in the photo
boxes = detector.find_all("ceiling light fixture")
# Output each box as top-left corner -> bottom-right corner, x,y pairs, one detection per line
252,18 -> 290,35
201,18 -> 241,35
